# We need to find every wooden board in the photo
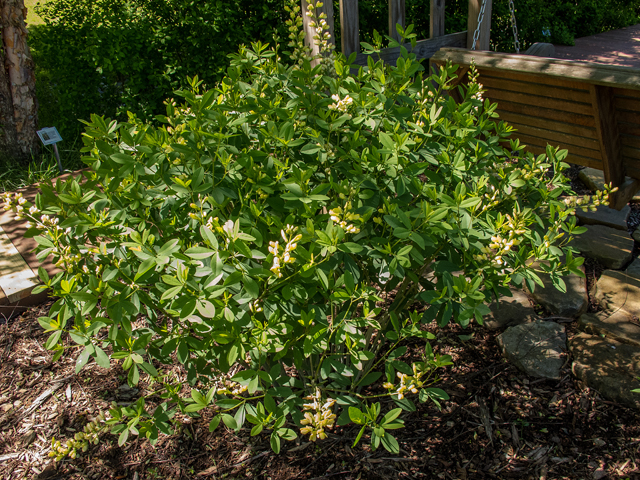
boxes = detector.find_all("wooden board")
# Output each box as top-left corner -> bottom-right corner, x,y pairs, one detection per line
388,0 -> 405,43
340,0 -> 360,57
493,101 -> 596,128
477,69 -> 590,91
512,133 -> 602,161
0,225 -> 39,304
507,122 -> 600,151
481,76 -> 592,104
432,48 -> 640,91
352,31 -> 467,66
430,0 -> 445,38
484,87 -> 593,116
496,110 -> 597,139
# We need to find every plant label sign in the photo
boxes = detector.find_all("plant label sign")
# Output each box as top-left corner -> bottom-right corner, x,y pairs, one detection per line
37,127 -> 63,146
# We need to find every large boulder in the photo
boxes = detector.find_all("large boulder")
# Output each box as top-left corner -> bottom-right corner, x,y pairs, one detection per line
497,320 -> 567,380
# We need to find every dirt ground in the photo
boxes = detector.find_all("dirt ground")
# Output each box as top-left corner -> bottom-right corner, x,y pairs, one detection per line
0,298 -> 639,480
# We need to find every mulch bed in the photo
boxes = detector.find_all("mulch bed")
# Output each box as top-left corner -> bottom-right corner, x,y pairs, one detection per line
0,300 -> 639,480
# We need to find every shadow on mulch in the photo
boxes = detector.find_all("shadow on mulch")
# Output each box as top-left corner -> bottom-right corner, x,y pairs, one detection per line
0,302 -> 638,480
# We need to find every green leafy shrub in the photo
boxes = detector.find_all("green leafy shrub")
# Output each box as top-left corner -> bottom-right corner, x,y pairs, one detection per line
5,2 -> 604,455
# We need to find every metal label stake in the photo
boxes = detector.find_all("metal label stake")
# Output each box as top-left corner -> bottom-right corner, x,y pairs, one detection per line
36,127 -> 64,173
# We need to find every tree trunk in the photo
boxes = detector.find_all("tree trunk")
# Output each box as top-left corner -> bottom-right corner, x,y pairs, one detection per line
0,0 -> 38,164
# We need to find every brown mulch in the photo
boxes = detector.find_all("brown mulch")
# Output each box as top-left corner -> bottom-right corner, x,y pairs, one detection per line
0,300 -> 639,480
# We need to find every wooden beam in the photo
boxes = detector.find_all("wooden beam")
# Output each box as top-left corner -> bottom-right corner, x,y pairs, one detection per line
431,48 -> 640,91
430,0 -> 445,38
340,0 -> 360,57
301,0 -> 336,65
590,85 -> 628,209
353,30 -> 466,67
388,0 -> 405,43
467,0 -> 491,50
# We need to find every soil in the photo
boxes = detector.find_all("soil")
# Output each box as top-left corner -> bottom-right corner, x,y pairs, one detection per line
0,300 -> 639,480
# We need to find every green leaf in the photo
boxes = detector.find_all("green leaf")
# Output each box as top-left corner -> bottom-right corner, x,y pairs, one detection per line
161,285 -> 182,301
270,431 -> 281,453
200,226 -> 219,249
118,428 -> 129,447
381,432 -> 400,454
75,347 -> 92,373
221,414 -> 238,430
349,407 -> 365,425
381,408 -> 402,425
209,415 -> 222,432
94,346 -> 110,368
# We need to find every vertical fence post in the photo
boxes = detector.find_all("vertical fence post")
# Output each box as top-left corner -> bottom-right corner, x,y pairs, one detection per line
340,0 -> 360,57
430,0 -> 445,38
467,0 -> 492,50
301,0 -> 336,65
388,0 -> 405,43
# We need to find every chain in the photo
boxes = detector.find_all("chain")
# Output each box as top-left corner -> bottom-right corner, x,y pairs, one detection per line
509,0 -> 521,54
471,0 -> 487,51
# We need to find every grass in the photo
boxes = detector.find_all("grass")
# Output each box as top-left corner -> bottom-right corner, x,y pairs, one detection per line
0,144 -> 82,193
24,0 -> 46,25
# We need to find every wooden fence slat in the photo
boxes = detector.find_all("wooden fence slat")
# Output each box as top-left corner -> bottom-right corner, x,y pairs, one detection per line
302,0 -> 336,65
467,0 -> 492,50
389,0 -> 405,43
519,144 -> 604,170
430,0 -> 445,38
591,85 -> 627,209
511,133 -> 603,161
340,0 -> 360,57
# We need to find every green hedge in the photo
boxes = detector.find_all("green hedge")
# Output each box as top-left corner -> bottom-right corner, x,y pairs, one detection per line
30,0 -> 288,142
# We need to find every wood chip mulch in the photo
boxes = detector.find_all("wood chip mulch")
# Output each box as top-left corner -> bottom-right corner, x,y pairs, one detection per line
0,300 -> 639,480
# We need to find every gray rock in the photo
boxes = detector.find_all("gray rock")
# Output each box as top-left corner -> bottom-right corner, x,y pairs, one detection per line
528,269 -> 588,318
570,225 -> 633,270
575,204 -> 630,231
484,290 -> 538,330
595,270 -> 640,317
569,333 -> 640,409
117,384 -> 139,400
578,167 -> 606,192
626,258 -> 640,279
578,311 -> 640,348
633,228 -> 640,243
496,320 -> 567,380
577,166 -> 640,202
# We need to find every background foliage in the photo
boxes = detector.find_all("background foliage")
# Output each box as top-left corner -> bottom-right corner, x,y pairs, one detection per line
28,0 -> 640,152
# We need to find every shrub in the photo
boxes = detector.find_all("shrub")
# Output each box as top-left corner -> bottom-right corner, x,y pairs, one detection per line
6,1 -> 604,454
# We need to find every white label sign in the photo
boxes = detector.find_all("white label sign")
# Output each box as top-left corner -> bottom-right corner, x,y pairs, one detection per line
37,127 -> 63,146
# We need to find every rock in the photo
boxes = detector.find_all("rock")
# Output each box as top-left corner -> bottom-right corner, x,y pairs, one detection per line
570,225 -> 633,270
626,258 -> 640,279
633,228 -> 640,243
569,332 -> 640,409
528,269 -> 588,318
484,289 -> 538,330
578,311 -> 640,348
578,167 -> 606,192
575,204 -> 630,231
496,320 -> 567,380
595,270 -> 640,317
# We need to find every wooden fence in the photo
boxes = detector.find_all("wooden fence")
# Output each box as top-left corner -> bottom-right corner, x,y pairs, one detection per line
302,0 -> 492,67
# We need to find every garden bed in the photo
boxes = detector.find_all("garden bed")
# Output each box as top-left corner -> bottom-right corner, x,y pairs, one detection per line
0,302 -> 638,480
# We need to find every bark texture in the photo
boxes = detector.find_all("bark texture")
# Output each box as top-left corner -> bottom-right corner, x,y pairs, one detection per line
0,0 -> 38,163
